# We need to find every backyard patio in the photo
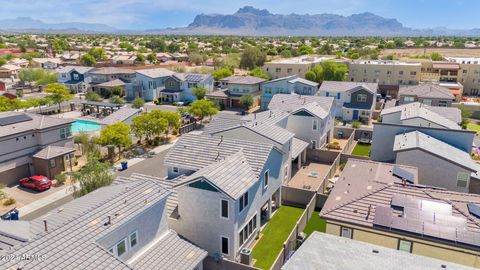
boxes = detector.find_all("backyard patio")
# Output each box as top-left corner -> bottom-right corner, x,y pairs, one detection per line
252,205 -> 304,270
287,161 -> 331,191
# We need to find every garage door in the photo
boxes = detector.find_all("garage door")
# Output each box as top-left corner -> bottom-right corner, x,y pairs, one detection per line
0,164 -> 30,187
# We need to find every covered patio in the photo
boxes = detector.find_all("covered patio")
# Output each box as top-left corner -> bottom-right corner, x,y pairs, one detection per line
80,101 -> 123,117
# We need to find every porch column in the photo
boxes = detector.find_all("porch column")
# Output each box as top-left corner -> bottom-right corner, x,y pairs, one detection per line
276,188 -> 282,208
297,154 -> 302,170
302,149 -> 307,163
267,196 -> 272,220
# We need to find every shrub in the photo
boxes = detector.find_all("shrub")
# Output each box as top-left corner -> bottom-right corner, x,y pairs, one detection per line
3,198 -> 16,206
327,141 -> 341,150
351,121 -> 362,128
54,174 -> 67,187
172,130 -> 178,136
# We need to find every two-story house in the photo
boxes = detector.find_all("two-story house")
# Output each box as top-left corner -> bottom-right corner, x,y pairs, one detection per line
88,67 -> 136,97
320,158 -> 480,268
0,173 -> 207,270
161,73 -> 214,103
0,112 -> 74,186
260,75 -> 319,110
398,83 -> 455,107
31,57 -> 63,69
131,68 -> 175,101
164,133 -> 283,261
318,81 -> 378,123
57,66 -> 95,93
210,75 -> 267,109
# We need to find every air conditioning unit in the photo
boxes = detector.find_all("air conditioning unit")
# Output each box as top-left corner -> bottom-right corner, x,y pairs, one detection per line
240,248 -> 252,265
296,232 -> 307,248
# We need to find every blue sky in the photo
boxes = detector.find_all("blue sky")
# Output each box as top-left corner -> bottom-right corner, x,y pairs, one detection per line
0,0 -> 478,30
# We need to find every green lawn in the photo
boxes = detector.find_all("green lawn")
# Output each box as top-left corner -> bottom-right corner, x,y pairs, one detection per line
351,143 -> 371,157
303,211 -> 326,237
252,205 -> 304,270
467,123 -> 480,135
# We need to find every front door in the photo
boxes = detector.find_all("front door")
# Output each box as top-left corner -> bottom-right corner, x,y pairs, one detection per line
353,110 -> 359,120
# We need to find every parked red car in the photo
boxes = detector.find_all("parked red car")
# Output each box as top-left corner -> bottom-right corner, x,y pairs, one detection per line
19,176 -> 52,191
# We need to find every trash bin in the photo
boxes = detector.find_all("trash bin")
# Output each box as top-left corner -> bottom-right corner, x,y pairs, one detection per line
121,161 -> 128,171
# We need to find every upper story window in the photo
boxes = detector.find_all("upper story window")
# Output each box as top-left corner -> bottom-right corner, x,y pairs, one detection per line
399,71 -> 404,75
172,167 -> 179,174
357,94 -> 367,103
263,170 -> 269,189
336,93 -> 341,99
61,73 -> 67,78
325,92 -> 329,97
239,192 -> 249,212
169,81 -> 175,87
73,73 -> 79,80
287,68 -> 293,73
109,231 -> 138,257
275,68 -> 281,73
221,199 -> 229,219
312,120 -> 318,131
404,96 -> 415,103
60,127 -> 72,139
457,172 -> 469,188
410,71 -> 416,76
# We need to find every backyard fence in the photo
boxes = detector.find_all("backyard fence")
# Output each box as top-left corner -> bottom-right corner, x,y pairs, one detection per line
270,195 -> 317,270
179,122 -> 200,134
204,256 -> 260,270
318,151 -> 341,194
341,131 -> 356,155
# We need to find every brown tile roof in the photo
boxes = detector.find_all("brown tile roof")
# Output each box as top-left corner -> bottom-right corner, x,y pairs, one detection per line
32,146 -> 75,160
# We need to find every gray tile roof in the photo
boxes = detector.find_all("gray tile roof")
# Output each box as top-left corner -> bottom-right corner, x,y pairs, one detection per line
131,230 -> 207,270
220,75 -> 266,85
292,101 -> 329,119
99,107 -> 141,125
425,105 -> 462,124
267,94 -> 334,118
319,81 -> 378,94
2,178 -> 171,269
202,117 -> 248,134
394,131 -> 479,172
282,232 -> 475,270
97,78 -> 126,87
32,146 -> 75,160
291,137 -> 309,159
90,67 -> 135,75
399,84 -> 455,100
0,112 -> 74,138
381,102 -> 461,130
135,68 -> 175,78
175,151 -> 257,199
287,77 -> 319,87
164,133 -> 274,177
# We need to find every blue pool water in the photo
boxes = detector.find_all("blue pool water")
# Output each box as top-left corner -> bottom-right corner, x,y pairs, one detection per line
72,120 -> 102,133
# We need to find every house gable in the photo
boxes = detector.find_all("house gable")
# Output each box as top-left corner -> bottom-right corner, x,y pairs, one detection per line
292,110 -> 315,117
188,178 -> 220,193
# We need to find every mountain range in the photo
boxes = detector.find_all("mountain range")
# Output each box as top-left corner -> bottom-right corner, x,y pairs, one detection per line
1,7 -> 480,36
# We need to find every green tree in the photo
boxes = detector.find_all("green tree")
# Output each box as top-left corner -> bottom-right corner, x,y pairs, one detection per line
461,107 -> 472,129
111,86 -> 124,97
240,47 -> 266,70
240,94 -> 254,111
119,42 -> 135,52
80,53 -> 96,66
187,99 -> 218,122
298,45 -> 314,55
96,122 -> 131,158
88,47 -> 107,61
71,154 -> 113,198
192,85 -> 208,100
167,43 -> 180,53
136,53 -> 145,63
160,111 -> 181,139
35,71 -> 57,85
146,39 -> 167,52
147,53 -> 157,63
85,91 -> 103,101
132,97 -> 145,109
430,52 -> 444,61
212,67 -> 233,81
44,83 -> 74,111
189,52 -> 205,65
147,110 -> 168,139
26,97 -> 49,113
305,61 -> 348,84
109,95 -> 125,105
248,67 -> 270,80
0,58 -> 6,66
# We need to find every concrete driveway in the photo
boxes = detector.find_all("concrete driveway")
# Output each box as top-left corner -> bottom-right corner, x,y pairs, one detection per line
115,150 -> 169,179
2,183 -> 68,212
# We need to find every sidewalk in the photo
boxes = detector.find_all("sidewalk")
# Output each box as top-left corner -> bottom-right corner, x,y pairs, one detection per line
17,183 -> 79,217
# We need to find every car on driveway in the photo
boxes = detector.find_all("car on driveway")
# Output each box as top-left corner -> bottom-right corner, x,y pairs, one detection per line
19,176 -> 52,191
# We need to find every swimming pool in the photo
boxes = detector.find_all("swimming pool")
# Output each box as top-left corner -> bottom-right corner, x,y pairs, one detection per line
72,120 -> 103,133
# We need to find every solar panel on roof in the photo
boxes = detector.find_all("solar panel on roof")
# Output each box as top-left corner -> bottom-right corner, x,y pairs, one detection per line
392,166 -> 415,183
0,114 -> 32,126
467,203 -> 480,218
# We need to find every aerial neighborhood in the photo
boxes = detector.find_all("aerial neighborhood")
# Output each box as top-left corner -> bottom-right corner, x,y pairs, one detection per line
2,4 -> 480,270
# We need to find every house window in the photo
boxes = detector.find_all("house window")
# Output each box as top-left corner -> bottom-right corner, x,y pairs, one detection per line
239,192 -> 249,212
60,127 -> 72,139
340,227 -> 353,239
398,239 -> 412,253
73,73 -> 79,80
50,159 -> 56,168
287,68 -> 292,73
61,73 -> 67,78
438,100 -> 448,107
357,94 -> 367,103
311,140 -> 317,149
325,92 -> 329,97
263,170 -> 269,189
399,71 -> 404,75
239,214 -> 257,247
169,81 -> 175,87
221,236 -> 229,255
221,199 -> 229,219
129,231 -> 138,248
116,239 -> 127,256
173,167 -> 179,174
312,120 -> 318,131
457,172 -> 470,188
422,99 -> 432,106
275,68 -> 281,73
410,71 -> 416,76
336,93 -> 341,99
404,96 -> 415,103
